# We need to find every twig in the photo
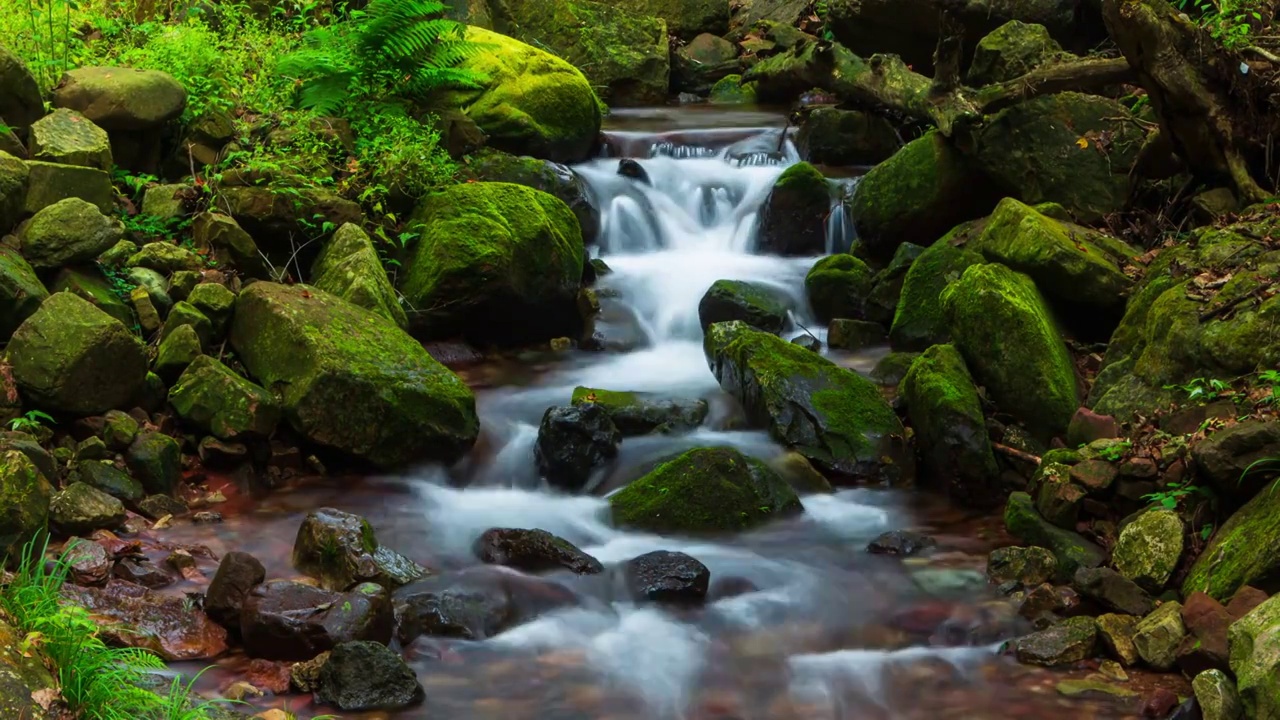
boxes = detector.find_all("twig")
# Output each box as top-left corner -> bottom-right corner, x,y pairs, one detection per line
1243,45 -> 1280,63
1199,285 -> 1268,322
993,442 -> 1042,466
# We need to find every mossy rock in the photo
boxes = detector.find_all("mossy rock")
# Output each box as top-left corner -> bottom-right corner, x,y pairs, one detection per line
705,320 -> 910,481
28,109 -> 112,170
795,107 -> 900,167
698,279 -> 792,333
901,344 -> 1001,507
570,387 -> 708,435
758,162 -> 831,256
673,33 -> 740,94
1112,509 -> 1183,594
0,46 -> 42,132
293,507 -> 426,591
864,242 -> 926,325
7,292 -> 148,415
0,152 -> 28,235
739,41 -> 823,104
0,450 -> 52,562
76,460 -> 143,503
48,266 -> 133,329
708,74 -> 757,104
942,263 -> 1078,439
463,148 -> 600,245
1004,491 -> 1104,580
169,355 -> 281,441
1183,479 -> 1280,601
125,430 -> 181,495
0,617 -> 56,720
601,0 -> 728,38
888,232 -> 985,353
191,212 -> 271,280
310,223 -> 406,329
160,301 -> 213,349
186,282 -> 236,335
805,254 -> 874,323
826,319 -> 884,350
870,351 -> 920,386
1229,594 -> 1280,719
51,66 -> 187,131
610,447 -> 803,533
229,282 -> 479,469
155,324 -> 202,379
967,20 -> 1068,85
438,26 -> 603,163
19,198 -> 124,270
49,482 -> 125,535
401,182 -> 584,346
127,242 -> 205,274
0,245 -> 48,342
22,161 -> 113,217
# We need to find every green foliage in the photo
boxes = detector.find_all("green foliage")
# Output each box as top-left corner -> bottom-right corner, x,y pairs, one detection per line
1095,440 -> 1132,462
1165,376 -> 1231,402
7,410 -> 54,433
15,0 -> 83,91
1259,369 -> 1280,407
1143,477 -> 1213,510
1173,0 -> 1272,48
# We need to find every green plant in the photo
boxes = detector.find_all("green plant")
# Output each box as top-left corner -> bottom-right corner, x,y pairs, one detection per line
1165,376 -> 1231,402
17,0 -> 83,90
1260,369 -> 1280,406
1142,477 -> 1213,510
1173,0 -> 1271,48
1095,440 -> 1132,462
1242,455 -> 1280,494
8,410 -> 54,433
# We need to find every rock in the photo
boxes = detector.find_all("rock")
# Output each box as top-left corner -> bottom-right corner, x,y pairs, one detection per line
155,323 -> 202,378
758,162 -> 830,256
569,387 -> 708,435
624,551 -> 711,603
704,321 -> 909,481
942,263 -> 1078,439
130,243 -> 205,277
698,279 -> 792,333
293,508 -> 426,592
125,431 -> 181,495
1070,459 -> 1118,493
795,107 -> 899,166
826,319 -> 884,350
76,436 -> 110,462
127,267 -> 172,316
673,33 -> 740,94
967,20 -> 1067,85
204,551 -> 268,630
1097,613 -> 1141,666
708,74 -> 757,104
1013,616 -> 1098,666
1179,592 -> 1234,676
139,184 -> 189,220
987,546 -> 1058,587
1229,593 -> 1280,719
62,580 -> 227,660
19,197 -> 124,269
1068,407 -> 1120,447
113,556 -> 172,588
0,153 -> 28,234
1055,678 -> 1138,699
229,282 -> 479,469
393,569 -> 578,643
870,351 -> 920,386
0,46 -> 42,131
65,538 -> 112,585
1134,602 -> 1186,670
1193,420 -> 1280,499
136,494 -> 186,520
867,531 -> 937,556
1032,463 -> 1085,529
971,93 -> 1144,222
101,410 -> 138,450
1193,669 -> 1244,720
48,266 -> 134,330
534,404 -> 622,492
159,301 -> 213,349
1113,509 -> 1183,593
240,580 -> 393,661
310,223 -> 406,328
0,450 -> 51,560
22,161 -> 113,216
315,641 -> 423,712
606,0 -> 727,38
888,235 -> 985,351
463,148 -> 601,245
216,186 -> 362,264
0,245 -> 47,341
168,356 -> 280,441
852,131 -> 998,261
76,460 -> 144,503
28,109 -> 112,170
901,344 -> 1001,508
191,212 -> 270,279
438,26 -> 602,163
49,482 -> 126,535
1004,492 -> 1104,580
1073,567 -> 1155,617
474,528 -> 603,575
186,283 -> 234,331
611,447 -> 802,533
805,254 -> 874,323
290,651 -> 329,693
400,182 -> 584,346
52,67 -> 186,130
8,292 -> 147,414
863,242 -> 926,325
1183,477 -> 1280,601
1226,586 -> 1269,620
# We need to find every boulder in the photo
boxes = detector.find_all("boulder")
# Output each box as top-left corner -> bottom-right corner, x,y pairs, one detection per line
1184,473 -> 1280,601
1033,463 -> 1085,529
205,551 -> 267,630
610,447 -> 802,533
393,569 -> 578,643
986,546 -> 1058,587
8,292 -> 147,414
826,319 -> 884,350
0,450 -> 51,560
315,641 -> 423,712
28,109 -> 112,170
186,282 -> 235,335
293,508 -> 425,592
1073,567 -> 1155,617
159,302 -> 212,350
942,263 -> 1078,439
310,223 -> 406,328
870,351 -> 920,386
0,245 -> 47,341
704,321 -> 909,480
1013,616 -> 1098,666
22,161 -> 113,216
1097,613 -> 1141,666
101,410 -> 139,450
61,580 -> 227,661
624,550 -> 711,603
463,149 -> 600,245
795,108 -> 899,167
901,344 -> 1001,507
1112,509 -> 1183,594
48,267 -> 132,329
1192,669 -> 1244,720
708,74 -> 757,104
139,184 -> 189,219
168,355 -> 279,441
0,153 -> 27,235
805,254 -> 874,323
76,460 -> 143,503
127,242 -> 204,274
229,282 -> 479,469
758,162 -> 830,256
606,0 -> 728,38
438,26 -> 602,163
1179,592 -> 1234,676
534,404 -> 621,491
474,528 -> 603,575
1193,420 -> 1280,500
52,67 -> 186,131
570,387 -> 708,435
698,279 -> 792,333
400,182 -> 584,346
888,235 -> 985,351
215,186 -> 361,263
673,33 -> 740,94
1004,492 -> 1104,580
124,430 -> 181,495
240,580 -> 393,661
0,46 -> 42,131
967,20 -> 1068,85
867,531 -> 937,556
852,131 -> 999,261
19,197 -> 124,269
49,482 -> 126,535
1229,594 -> 1280,719
1134,602 -> 1186,671
191,212 -> 271,279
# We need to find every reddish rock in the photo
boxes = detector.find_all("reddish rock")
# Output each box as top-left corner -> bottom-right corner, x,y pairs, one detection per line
1176,591 -> 1231,675
1068,408 -> 1119,446
244,658 -> 292,694
1226,585 -> 1269,619
205,551 -> 266,631
65,538 -> 112,586
1118,457 -> 1158,479
240,580 -> 393,661
113,556 -> 174,588
889,601 -> 956,635
1017,584 -> 1064,629
63,580 -> 228,660
1141,687 -> 1178,717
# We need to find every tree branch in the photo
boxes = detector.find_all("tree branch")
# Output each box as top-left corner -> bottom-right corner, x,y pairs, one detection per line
974,57 -> 1134,114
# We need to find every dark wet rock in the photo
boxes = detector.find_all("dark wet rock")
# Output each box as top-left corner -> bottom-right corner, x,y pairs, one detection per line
125,431 -> 182,495
316,641 -> 424,712
64,538 -> 111,586
1073,567 -> 1155,617
1096,613 -> 1140,666
534,404 -> 621,491
791,334 -> 822,352
1134,601 -> 1186,671
1004,492 -> 1103,581
50,482 -> 126,535
795,107 -> 899,167
866,531 -> 937,556
1193,420 -> 1280,500
1013,616 -> 1098,666
198,437 -> 249,469
1070,459 -> 1118,494
393,569 -> 579,644
76,460 -> 144,503
708,576 -> 759,601
1033,464 -> 1085,529
0,450 -> 52,560
240,580 -> 393,662
570,386 -> 708,436
75,436 -> 110,461
1017,583 -> 1068,629
673,33 -> 739,94
63,580 -> 228,660
474,528 -> 603,575
113,556 -> 173,588
698,279 -> 791,333
987,546 -> 1058,587
617,158 -> 650,185
205,551 -> 267,631
136,494 -> 187,520
1067,407 -> 1119,447
805,254 -> 874,324
624,551 -> 711,604
293,508 -> 427,592
826,319 -> 885,350
1177,592 -> 1232,676
1113,509 -> 1183,593
758,162 -> 830,256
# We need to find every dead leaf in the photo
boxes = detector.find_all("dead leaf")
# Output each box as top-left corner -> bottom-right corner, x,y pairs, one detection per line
31,687 -> 58,710
151,515 -> 172,530
1075,137 -> 1089,149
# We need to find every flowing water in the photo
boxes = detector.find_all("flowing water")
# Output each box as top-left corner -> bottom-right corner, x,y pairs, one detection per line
165,107 -> 1175,719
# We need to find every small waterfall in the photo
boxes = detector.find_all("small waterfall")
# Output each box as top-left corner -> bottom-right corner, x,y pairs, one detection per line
826,177 -> 861,255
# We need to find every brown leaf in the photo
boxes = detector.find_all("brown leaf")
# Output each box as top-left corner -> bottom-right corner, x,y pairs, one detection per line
31,687 -> 58,710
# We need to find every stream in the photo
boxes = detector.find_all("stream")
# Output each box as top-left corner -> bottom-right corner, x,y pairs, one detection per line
164,107 -> 1170,719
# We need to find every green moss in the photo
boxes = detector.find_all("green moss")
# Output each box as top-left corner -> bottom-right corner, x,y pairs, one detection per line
1183,480 -> 1280,601
0,450 -> 52,561
159,301 -> 212,349
0,244 -> 48,341
311,223 -> 406,329
48,266 -> 132,329
699,279 -> 790,332
967,20 -> 1067,85
1004,491 -> 1104,580
610,447 -> 802,533
708,74 -> 757,104
805,254 -> 873,322
888,232 -> 984,351
870,351 -> 920,386
168,355 -> 281,441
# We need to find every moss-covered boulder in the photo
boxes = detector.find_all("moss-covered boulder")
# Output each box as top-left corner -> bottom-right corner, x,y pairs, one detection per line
0,246 -> 47,342
463,148 -> 600,245
1229,594 -> 1280,719
49,482 -> 125,535
805,254 -> 874,323
215,186 -> 362,264
0,153 -> 28,235
191,212 -> 271,280
708,74 -> 757,104
1112,509 -> 1183,594
439,26 -> 602,163
0,46 -> 42,132
400,182 -> 584,346
51,67 -> 187,131
673,33 -> 740,94
293,508 -> 426,591
48,267 -> 133,329
186,282 -> 235,335
1013,616 -> 1098,666
127,242 -> 204,274
0,616 -> 57,720
603,0 -> 728,38
942,264 -> 1078,439
852,132 -> 999,260
698,279 -> 792,333
22,161 -> 113,216
1183,479 -> 1280,601
125,430 -> 181,495
610,447 -> 802,533
704,321 -> 909,481
1004,492 -> 1104,580
7,292 -> 147,415
155,324 -> 201,379
901,345 -> 1001,507
971,93 -> 1145,222
758,162 -> 830,256
160,301 -> 213,349
966,20 -> 1068,85
570,387 -> 709,435
229,282 -> 478,469
77,460 -> 143,503
795,107 -> 900,167
310,223 -> 406,329
0,450 -> 52,561
28,109 -> 113,170
864,242 -> 926,325
18,198 -> 124,270
169,356 -> 281,441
